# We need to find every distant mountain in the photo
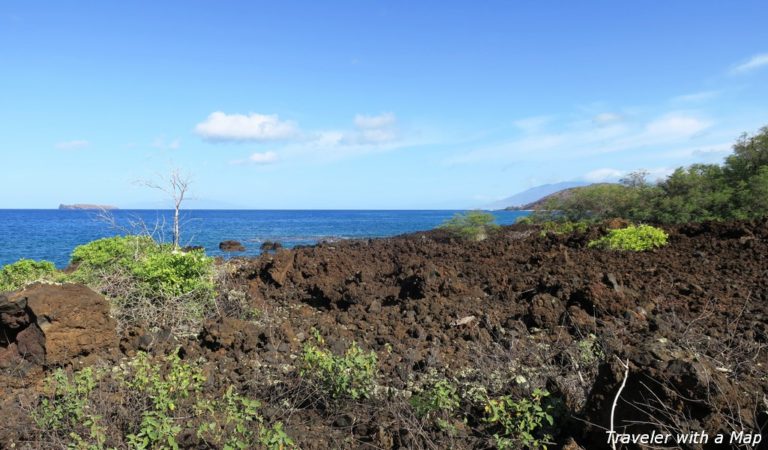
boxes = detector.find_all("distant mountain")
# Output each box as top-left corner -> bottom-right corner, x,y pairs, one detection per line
485,181 -> 589,210
506,183 -> 617,211
59,204 -> 118,210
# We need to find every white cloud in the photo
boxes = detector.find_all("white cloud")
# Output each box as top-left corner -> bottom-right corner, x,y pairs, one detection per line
731,53 -> 768,74
195,112 -> 297,141
592,112 -> 623,126
55,140 -> 89,150
354,112 -> 396,129
513,115 -> 551,133
583,168 -> 624,182
691,145 -> 731,157
445,110 -> 718,167
583,167 -> 674,183
312,131 -> 345,146
645,114 -> 710,139
346,112 -> 399,145
357,128 -> 398,144
446,122 -> 629,165
645,167 -> 675,181
207,111 -> 414,164
151,137 -> 180,150
278,115 -> 417,162
672,90 -> 720,103
197,111 -> 402,149
232,151 -> 279,165
658,142 -> 731,159
247,151 -> 278,164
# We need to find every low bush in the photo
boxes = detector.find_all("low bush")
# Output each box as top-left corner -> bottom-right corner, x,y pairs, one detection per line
0,259 -> 60,292
300,331 -> 378,401
483,388 -> 559,450
68,235 -> 215,336
69,236 -> 213,296
576,333 -> 604,366
70,235 -> 156,271
515,215 -> 534,225
131,250 -> 214,298
411,378 -> 462,432
439,210 -> 500,242
538,220 -> 588,237
33,352 -> 295,449
411,379 -> 460,419
588,224 -> 669,251
33,367 -> 106,448
529,183 -> 645,223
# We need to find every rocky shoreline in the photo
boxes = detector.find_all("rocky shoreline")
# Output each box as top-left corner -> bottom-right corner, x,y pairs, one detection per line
1,219 -> 767,449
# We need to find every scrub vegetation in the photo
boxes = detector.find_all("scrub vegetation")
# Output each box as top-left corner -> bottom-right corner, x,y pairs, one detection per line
527,126 -> 768,224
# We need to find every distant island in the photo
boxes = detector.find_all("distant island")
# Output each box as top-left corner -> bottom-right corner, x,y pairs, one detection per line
58,204 -> 119,210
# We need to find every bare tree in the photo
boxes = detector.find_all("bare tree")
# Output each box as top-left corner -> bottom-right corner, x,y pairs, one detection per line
619,170 -> 650,188
141,169 -> 191,250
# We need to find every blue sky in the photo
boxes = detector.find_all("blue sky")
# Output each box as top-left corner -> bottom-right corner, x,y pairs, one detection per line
1,1 -> 767,209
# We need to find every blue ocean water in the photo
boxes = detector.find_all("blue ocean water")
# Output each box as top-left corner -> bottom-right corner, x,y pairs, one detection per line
0,210 -> 528,268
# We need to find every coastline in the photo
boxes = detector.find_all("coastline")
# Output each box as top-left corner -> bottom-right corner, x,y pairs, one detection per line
2,218 -> 766,448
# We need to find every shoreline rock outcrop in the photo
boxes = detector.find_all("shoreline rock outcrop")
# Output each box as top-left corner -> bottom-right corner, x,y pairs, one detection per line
219,240 -> 245,252
2,219 -> 768,448
0,283 -> 118,372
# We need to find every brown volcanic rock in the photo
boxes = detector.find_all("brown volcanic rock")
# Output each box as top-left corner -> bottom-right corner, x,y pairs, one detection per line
0,283 -> 118,370
527,292 -> 565,328
3,218 -> 768,449
200,317 -> 260,354
223,219 -> 768,448
263,251 -> 294,286
219,240 -> 245,252
260,240 -> 282,251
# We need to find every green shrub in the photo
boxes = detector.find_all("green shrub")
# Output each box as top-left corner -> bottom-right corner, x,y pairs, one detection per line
411,379 -> 460,419
300,332 -> 378,401
0,259 -> 59,292
531,184 -> 645,223
588,224 -> 669,251
259,422 -> 296,450
411,378 -> 462,431
483,388 -> 559,450
121,351 -> 206,413
68,236 -> 215,335
439,210 -> 500,241
515,216 -> 534,225
576,333 -> 604,365
33,367 -> 107,448
524,127 -> 768,223
539,220 -> 588,237
124,352 -> 277,450
33,352 -> 295,449
70,235 -> 156,270
131,250 -> 214,298
69,236 -> 213,297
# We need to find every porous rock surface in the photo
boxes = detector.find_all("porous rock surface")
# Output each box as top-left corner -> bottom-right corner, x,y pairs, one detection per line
3,219 -> 768,449
0,283 -> 118,371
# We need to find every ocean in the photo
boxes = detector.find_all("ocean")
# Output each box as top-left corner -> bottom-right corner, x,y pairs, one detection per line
0,209 -> 528,268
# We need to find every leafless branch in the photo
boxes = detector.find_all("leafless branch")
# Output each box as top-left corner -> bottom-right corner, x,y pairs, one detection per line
610,357 -> 630,450
138,169 -> 192,249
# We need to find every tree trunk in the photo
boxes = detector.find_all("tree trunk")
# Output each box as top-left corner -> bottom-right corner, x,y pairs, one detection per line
173,205 -> 180,249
